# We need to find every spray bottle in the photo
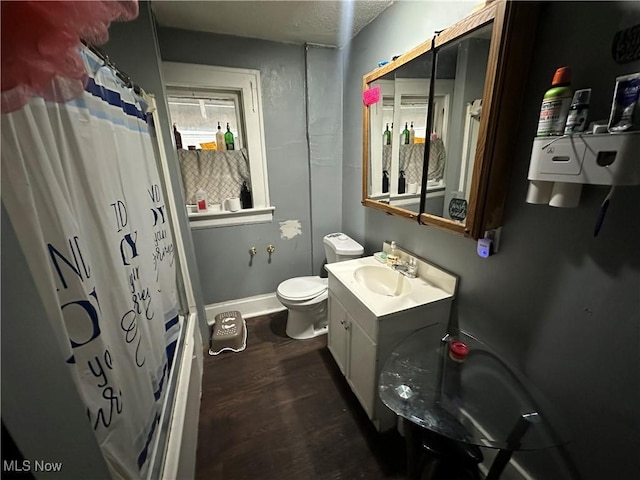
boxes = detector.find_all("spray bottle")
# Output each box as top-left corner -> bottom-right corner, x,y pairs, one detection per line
537,66 -> 572,136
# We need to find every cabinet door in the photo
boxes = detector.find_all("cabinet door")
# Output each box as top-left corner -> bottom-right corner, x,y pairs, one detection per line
327,294 -> 349,375
347,317 -> 377,418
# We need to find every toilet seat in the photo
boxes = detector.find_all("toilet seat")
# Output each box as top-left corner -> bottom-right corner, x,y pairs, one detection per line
277,276 -> 328,303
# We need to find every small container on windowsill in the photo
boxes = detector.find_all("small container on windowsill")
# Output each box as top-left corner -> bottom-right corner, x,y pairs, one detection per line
449,340 -> 469,363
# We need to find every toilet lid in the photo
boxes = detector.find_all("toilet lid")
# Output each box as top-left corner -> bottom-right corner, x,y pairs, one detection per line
278,276 -> 327,300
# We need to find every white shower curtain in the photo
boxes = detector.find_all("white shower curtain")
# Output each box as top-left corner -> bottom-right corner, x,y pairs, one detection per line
1,48 -> 180,479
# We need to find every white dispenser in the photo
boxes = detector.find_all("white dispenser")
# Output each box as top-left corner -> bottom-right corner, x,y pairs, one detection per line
526,131 -> 640,207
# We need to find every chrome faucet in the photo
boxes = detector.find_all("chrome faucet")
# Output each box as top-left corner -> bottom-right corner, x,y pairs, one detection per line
393,257 -> 418,278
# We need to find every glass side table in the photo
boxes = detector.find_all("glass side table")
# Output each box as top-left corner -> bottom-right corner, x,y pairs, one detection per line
379,325 -> 570,479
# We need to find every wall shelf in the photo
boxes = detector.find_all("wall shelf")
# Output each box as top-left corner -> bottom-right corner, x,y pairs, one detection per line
528,131 -> 640,186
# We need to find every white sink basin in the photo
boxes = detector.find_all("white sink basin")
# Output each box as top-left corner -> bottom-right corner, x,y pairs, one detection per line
353,265 -> 412,297
326,255 -> 457,318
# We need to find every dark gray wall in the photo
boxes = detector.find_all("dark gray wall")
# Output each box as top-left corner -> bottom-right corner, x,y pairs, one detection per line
104,2 -> 208,340
344,1 -> 640,478
157,28 -> 341,303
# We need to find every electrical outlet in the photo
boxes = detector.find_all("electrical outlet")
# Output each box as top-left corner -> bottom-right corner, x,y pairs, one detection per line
483,227 -> 502,254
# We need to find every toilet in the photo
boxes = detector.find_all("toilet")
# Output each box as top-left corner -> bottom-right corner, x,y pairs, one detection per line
277,233 -> 364,339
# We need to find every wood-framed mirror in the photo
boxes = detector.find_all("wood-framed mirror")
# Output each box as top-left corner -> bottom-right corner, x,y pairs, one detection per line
362,1 -> 538,239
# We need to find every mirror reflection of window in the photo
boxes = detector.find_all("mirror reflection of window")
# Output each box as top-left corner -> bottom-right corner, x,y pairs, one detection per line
400,95 -> 427,140
458,99 -> 482,201
368,78 -> 394,199
382,97 -> 394,181
382,98 -> 394,136
361,3 -> 538,239
364,22 -> 493,219
437,23 -> 492,222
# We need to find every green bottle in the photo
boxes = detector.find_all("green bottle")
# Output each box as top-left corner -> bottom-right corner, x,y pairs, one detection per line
224,123 -> 235,150
402,122 -> 410,145
383,123 -> 391,145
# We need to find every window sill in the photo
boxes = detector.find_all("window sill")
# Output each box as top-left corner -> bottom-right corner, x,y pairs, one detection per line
187,206 -> 275,229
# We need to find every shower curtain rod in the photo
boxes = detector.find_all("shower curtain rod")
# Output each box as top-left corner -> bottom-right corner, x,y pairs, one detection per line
83,42 -> 143,95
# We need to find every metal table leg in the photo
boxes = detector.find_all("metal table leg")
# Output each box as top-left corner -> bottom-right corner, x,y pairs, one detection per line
403,417 -> 420,480
485,412 -> 540,480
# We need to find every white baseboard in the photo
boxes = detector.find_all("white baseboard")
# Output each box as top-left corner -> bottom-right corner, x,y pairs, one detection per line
205,292 -> 286,324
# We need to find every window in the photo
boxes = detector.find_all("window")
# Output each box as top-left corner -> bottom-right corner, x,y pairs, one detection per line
162,63 -> 273,228
167,91 -> 243,150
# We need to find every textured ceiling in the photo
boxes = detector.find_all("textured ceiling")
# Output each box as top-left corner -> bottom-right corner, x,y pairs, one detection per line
151,1 -> 394,47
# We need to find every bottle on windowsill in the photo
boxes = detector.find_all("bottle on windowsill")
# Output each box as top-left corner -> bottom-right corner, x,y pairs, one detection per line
398,170 -> 406,194
173,124 -> 182,149
225,123 -> 235,150
216,121 -> 226,151
383,123 -> 391,145
240,181 -> 253,209
409,122 -> 415,144
402,122 -> 410,145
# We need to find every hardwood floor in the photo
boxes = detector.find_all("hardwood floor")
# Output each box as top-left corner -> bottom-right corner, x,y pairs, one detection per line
196,311 -> 406,480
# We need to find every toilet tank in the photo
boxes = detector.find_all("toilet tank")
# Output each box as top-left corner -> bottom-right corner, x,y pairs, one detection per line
323,233 -> 364,264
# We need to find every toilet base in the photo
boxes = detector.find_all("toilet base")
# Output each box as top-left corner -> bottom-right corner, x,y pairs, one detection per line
285,304 -> 328,340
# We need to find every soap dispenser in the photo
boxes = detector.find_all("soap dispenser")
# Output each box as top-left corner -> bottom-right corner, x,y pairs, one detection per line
240,181 -> 253,209
387,241 -> 399,266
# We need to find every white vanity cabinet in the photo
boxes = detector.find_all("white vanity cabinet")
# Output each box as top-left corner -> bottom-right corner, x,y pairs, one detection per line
326,261 -> 455,431
327,294 -> 349,375
328,293 -> 378,417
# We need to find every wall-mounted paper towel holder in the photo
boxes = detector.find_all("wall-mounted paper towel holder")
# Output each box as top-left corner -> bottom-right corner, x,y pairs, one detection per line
526,131 -> 640,207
